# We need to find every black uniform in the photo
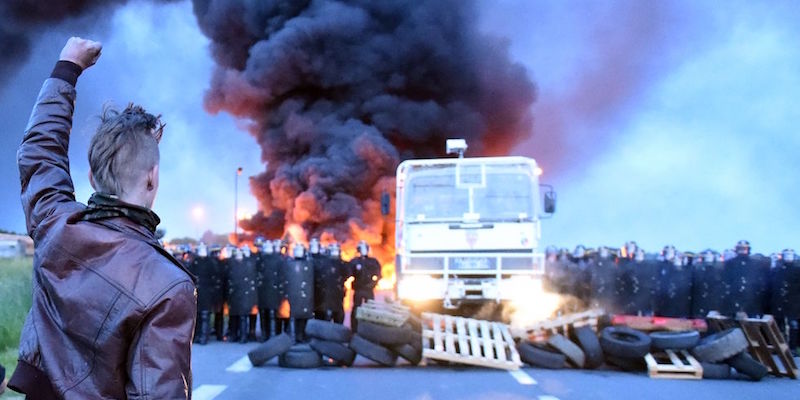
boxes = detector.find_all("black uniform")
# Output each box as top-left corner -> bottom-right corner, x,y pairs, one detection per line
589,255 -> 617,314
190,254 -> 217,344
227,255 -> 258,342
348,255 -> 381,331
284,255 -> 314,341
257,252 -> 284,339
313,254 -> 347,323
691,258 -> 724,318
723,254 -> 769,317
616,256 -> 636,315
655,259 -> 692,318
769,258 -> 800,347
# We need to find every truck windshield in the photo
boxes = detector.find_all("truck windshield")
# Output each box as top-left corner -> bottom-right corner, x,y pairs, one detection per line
404,163 -> 533,221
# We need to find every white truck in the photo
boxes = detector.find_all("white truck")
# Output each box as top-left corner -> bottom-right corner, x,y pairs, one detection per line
393,139 -> 556,314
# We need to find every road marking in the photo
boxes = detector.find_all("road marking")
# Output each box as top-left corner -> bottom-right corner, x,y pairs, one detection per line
509,369 -> 537,385
538,396 -> 560,400
225,355 -> 253,372
193,385 -> 227,400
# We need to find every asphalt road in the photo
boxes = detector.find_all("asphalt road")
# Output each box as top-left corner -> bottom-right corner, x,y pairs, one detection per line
191,341 -> 800,400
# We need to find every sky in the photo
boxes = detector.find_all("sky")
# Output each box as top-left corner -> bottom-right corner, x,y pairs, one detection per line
0,0 -> 798,255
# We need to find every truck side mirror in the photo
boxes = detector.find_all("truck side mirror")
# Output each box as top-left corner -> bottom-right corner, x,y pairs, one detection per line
381,191 -> 391,216
544,190 -> 556,214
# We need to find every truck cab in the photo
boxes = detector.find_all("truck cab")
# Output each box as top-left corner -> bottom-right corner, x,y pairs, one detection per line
394,140 -> 555,314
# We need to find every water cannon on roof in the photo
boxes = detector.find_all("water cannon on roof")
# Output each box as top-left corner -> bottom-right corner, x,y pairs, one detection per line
446,139 -> 468,158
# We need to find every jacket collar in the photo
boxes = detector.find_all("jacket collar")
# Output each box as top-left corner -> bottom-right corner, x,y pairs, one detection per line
68,192 -> 161,234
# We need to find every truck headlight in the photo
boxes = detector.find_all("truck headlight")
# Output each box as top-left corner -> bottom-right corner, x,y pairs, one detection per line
398,276 -> 443,301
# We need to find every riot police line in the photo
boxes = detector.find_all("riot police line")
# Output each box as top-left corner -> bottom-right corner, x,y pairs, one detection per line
180,238 -> 381,345
544,240 -> 800,352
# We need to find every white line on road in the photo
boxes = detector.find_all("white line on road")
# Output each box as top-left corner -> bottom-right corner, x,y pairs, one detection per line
538,396 -> 560,400
225,355 -> 253,373
509,369 -> 537,385
193,384 -> 227,400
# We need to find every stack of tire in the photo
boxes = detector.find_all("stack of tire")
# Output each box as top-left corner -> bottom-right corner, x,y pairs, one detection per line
517,326 -> 604,370
690,328 -> 768,381
600,326 -> 652,371
247,320 -> 355,368
350,318 -> 423,366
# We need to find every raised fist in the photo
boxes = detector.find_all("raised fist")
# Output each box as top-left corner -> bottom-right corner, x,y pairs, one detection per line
59,37 -> 102,70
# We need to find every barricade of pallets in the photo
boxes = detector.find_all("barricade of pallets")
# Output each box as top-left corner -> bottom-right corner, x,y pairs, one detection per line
644,349 -> 703,380
511,308 -> 604,342
355,299 -> 411,327
421,312 -> 521,370
706,312 -> 798,379
612,315 -> 708,333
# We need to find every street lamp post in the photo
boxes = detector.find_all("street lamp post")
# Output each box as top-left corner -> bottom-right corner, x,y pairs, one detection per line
235,167 -> 242,245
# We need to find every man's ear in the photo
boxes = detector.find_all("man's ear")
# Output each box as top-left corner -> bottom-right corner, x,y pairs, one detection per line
147,164 -> 159,192
88,170 -> 97,190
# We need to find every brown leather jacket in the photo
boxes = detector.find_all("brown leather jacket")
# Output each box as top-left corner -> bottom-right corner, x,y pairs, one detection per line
9,75 -> 196,399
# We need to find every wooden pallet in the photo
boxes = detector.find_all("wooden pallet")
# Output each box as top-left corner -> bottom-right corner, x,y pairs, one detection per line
511,308 -> 605,342
706,313 -> 798,379
645,350 -> 703,380
355,300 -> 411,327
421,312 -> 522,370
612,315 -> 708,333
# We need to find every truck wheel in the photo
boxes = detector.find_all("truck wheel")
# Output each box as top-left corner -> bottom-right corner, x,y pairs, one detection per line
600,327 -> 651,358
393,343 -> 422,365
350,334 -> 398,366
248,332 -> 292,366
649,330 -> 700,351
572,326 -> 604,369
309,338 -> 356,367
357,321 -> 414,346
305,319 -> 352,343
605,355 -> 646,372
547,334 -> 585,368
517,342 -> 566,369
727,352 -> 768,381
701,362 -> 732,379
691,328 -> 748,363
278,345 -> 323,369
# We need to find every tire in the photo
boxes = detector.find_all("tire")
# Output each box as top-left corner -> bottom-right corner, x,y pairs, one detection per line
572,326 -> 604,369
406,314 -> 423,332
305,319 -> 352,343
727,352 -> 768,381
649,330 -> 700,351
248,333 -> 292,366
605,355 -> 646,372
701,362 -> 732,380
357,321 -> 414,346
547,334 -> 586,368
691,328 -> 748,363
600,327 -> 652,358
309,338 -> 356,367
393,343 -> 422,365
517,342 -> 566,369
407,330 -> 423,351
279,346 -> 323,369
350,334 -> 398,366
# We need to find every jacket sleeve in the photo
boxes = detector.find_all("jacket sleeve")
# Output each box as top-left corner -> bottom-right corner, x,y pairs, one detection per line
17,77 -> 79,238
126,281 -> 197,400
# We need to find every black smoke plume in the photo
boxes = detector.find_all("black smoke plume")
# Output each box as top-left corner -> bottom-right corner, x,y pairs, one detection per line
191,0 -> 537,251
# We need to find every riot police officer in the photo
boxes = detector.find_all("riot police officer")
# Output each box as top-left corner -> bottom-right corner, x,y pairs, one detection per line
208,246 -> 226,341
257,240 -> 283,341
190,243 -> 216,344
770,249 -> 800,352
227,246 -> 258,343
568,245 -> 591,311
285,243 -> 314,341
616,242 -> 637,315
348,240 -> 381,332
723,240 -> 769,317
313,240 -> 349,323
692,250 -> 724,318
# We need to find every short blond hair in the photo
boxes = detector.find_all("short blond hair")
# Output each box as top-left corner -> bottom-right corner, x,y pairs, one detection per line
88,104 -> 164,196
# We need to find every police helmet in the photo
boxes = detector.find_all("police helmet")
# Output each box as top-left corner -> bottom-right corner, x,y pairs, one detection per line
261,241 -> 274,254
598,246 -> 610,259
328,243 -> 341,258
309,238 -> 321,255
634,249 -> 645,262
625,241 -> 638,256
293,243 -> 307,259
662,245 -> 676,261
702,250 -> 715,264
782,249 -> 796,263
357,240 -> 369,256
197,242 -> 208,257
241,245 -> 251,257
735,240 -> 750,256
233,247 -> 244,260
573,245 -> 586,259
